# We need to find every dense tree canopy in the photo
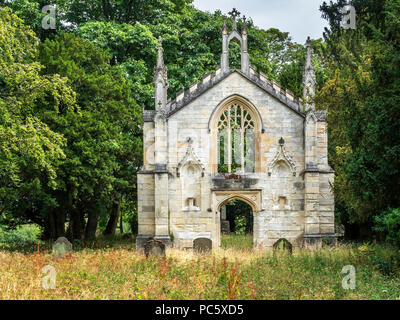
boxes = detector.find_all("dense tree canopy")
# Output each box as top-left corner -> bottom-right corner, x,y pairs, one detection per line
0,7 -> 76,227
317,0 -> 400,238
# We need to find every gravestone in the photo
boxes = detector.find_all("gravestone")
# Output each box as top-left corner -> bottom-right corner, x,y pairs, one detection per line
52,237 -> 72,258
144,239 -> 166,258
335,224 -> 345,237
273,238 -> 292,254
193,238 -> 212,253
221,220 -> 231,234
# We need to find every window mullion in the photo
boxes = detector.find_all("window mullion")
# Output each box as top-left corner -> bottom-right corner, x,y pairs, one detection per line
227,109 -> 232,173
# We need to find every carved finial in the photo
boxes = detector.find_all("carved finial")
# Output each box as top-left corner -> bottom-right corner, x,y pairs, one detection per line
187,137 -> 193,145
302,36 -> 316,111
228,8 -> 241,30
279,137 -> 285,146
154,36 -> 168,113
222,18 -> 228,34
242,15 -> 248,34
305,36 -> 314,71
156,37 -> 164,68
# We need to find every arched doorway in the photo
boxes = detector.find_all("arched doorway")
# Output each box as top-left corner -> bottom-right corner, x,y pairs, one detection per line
221,200 -> 253,235
213,190 -> 262,249
220,199 -> 253,249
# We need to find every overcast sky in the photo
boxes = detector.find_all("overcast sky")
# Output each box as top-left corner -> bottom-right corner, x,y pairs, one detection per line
192,0 -> 329,44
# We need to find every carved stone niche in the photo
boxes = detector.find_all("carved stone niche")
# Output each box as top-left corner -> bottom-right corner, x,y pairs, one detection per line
183,197 -> 200,212
181,162 -> 202,211
177,138 -> 205,212
273,196 -> 290,211
267,138 -> 297,177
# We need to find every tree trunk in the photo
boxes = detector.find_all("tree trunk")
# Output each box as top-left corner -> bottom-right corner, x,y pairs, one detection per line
70,208 -> 85,240
55,209 -> 66,238
85,207 -> 98,240
103,197 -> 121,236
119,214 -> 123,234
44,210 -> 56,240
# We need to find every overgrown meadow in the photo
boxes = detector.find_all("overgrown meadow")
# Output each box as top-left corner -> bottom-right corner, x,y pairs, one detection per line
1,234 -> 399,300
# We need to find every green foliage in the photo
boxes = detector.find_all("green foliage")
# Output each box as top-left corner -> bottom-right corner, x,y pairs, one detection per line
226,200 -> 253,235
318,0 -> 400,235
37,32 -> 142,239
0,224 -> 41,249
0,0 -> 56,41
0,0 -> 193,41
234,215 -> 247,236
374,208 -> 400,247
76,21 -> 157,107
0,7 -> 76,223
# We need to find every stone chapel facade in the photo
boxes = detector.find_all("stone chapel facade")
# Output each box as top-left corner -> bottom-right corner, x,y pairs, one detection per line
136,14 -> 336,251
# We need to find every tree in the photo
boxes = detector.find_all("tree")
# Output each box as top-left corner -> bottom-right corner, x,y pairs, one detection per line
38,33 -> 142,239
0,7 -> 76,230
318,0 -> 400,237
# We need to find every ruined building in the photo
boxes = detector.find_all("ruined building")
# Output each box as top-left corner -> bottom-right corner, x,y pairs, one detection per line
137,13 -> 336,251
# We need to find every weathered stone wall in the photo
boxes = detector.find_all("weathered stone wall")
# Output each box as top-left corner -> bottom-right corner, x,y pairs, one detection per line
137,71 -> 335,251
137,173 -> 155,237
166,72 -> 308,249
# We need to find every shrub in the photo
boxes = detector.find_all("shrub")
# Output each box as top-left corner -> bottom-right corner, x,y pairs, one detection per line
234,215 -> 247,235
0,224 -> 41,249
374,208 -> 400,247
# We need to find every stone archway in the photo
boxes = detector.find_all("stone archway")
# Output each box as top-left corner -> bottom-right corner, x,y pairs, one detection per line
212,190 -> 262,248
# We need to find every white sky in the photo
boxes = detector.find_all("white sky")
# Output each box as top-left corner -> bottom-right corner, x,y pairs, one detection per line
192,0 -> 329,43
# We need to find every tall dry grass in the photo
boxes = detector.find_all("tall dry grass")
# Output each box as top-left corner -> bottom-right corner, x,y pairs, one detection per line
0,237 -> 399,300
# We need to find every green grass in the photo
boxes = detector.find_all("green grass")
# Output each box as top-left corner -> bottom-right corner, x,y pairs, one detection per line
221,234 -> 253,250
1,234 -> 400,299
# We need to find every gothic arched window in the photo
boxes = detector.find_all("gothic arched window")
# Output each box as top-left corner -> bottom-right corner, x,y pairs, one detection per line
213,99 -> 260,174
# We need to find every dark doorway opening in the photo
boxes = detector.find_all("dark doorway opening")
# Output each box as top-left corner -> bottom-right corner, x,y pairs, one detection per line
221,200 -> 253,235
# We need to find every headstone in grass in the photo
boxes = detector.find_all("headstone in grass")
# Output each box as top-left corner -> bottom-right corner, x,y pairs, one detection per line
52,237 -> 72,258
221,220 -> 231,234
193,238 -> 212,253
144,239 -> 166,258
273,238 -> 292,254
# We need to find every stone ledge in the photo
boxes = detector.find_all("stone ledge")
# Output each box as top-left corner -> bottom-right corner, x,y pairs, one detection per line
301,167 -> 335,175
155,164 -> 168,173
211,175 -> 259,190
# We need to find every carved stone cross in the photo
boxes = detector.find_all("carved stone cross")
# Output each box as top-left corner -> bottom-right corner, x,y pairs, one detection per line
228,8 -> 241,30
228,8 -> 241,19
